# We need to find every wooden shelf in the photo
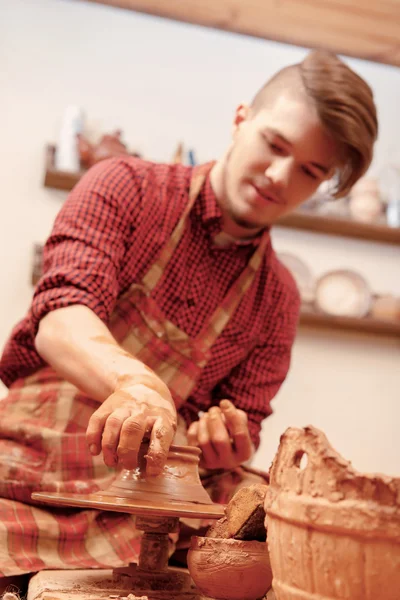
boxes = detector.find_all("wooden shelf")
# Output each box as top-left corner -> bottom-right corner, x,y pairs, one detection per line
30,242 -> 400,339
44,145 -> 400,246
299,308 -> 400,338
278,211 -> 400,246
44,145 -> 85,191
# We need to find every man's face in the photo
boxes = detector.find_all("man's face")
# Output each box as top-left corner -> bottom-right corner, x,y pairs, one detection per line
221,93 -> 338,232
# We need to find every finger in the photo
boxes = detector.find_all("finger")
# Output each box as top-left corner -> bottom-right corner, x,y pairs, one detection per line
207,406 -> 232,465
101,407 -> 132,467
86,407 -> 111,455
197,414 -> 218,467
237,409 -> 248,424
187,421 -> 200,447
233,428 -> 254,463
145,415 -> 175,476
219,400 -> 246,436
117,411 -> 147,470
220,400 -> 253,462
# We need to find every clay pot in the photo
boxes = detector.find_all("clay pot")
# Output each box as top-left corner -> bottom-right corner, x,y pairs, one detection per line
348,178 -> 383,223
104,443 -> 213,506
371,295 -> 400,322
187,536 -> 272,600
76,133 -> 93,167
265,426 -> 400,600
77,130 -> 130,168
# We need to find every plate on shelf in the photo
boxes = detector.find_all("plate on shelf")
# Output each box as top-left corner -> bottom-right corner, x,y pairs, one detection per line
315,270 -> 372,318
278,253 -> 316,304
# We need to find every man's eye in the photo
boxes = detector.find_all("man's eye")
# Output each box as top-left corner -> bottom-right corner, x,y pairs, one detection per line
302,166 -> 318,180
269,142 -> 284,154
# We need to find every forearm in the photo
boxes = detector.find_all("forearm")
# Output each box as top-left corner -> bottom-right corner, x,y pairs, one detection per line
34,304 -> 170,403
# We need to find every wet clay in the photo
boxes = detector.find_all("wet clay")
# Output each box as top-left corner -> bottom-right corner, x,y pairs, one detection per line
91,336 -> 155,368
90,336 -> 160,380
32,444 -> 224,519
265,426 -> 400,600
105,444 -> 213,506
206,483 -> 267,542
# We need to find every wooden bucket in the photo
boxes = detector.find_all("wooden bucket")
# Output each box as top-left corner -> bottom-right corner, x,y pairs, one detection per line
264,426 -> 400,599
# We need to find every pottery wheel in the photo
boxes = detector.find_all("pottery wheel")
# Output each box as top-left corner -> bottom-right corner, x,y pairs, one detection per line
32,444 -> 224,600
31,489 -> 225,519
32,443 -> 224,519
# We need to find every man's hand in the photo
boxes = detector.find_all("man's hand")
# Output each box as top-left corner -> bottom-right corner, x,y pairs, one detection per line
86,379 -> 177,476
35,305 -> 178,476
187,399 -> 254,470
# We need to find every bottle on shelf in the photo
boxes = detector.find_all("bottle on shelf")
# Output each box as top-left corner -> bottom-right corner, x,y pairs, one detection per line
55,105 -> 84,173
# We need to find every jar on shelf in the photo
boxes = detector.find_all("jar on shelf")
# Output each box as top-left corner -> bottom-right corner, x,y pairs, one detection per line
380,163 -> 400,228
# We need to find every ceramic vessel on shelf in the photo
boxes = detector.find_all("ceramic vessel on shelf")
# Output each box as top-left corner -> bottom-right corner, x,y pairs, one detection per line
348,177 -> 383,223
77,130 -> 132,169
380,164 -> 400,227
314,269 -> 372,318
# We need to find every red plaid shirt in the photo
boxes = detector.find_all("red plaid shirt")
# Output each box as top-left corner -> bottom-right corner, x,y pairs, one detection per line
0,157 -> 300,447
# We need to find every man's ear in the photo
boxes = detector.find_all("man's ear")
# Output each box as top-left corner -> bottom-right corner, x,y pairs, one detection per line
232,103 -> 250,137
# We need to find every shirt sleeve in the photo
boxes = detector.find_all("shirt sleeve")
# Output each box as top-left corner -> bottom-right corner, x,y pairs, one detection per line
212,283 -> 301,449
30,157 -> 144,336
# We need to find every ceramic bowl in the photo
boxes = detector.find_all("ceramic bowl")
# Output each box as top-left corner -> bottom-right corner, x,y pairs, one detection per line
187,536 -> 272,600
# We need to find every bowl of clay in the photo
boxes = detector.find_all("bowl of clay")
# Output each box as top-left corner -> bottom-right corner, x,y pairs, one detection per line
187,536 -> 273,600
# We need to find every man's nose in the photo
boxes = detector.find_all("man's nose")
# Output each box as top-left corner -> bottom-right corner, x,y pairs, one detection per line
265,158 -> 292,187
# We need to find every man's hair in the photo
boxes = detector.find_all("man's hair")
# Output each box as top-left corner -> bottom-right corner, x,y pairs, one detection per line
250,50 -> 378,198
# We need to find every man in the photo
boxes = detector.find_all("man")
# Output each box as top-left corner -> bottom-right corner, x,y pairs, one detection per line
0,50 -> 377,581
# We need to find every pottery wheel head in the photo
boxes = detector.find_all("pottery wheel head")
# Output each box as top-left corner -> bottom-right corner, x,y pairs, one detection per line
32,444 -> 225,519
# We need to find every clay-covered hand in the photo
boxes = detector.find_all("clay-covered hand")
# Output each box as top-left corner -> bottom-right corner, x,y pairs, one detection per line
86,377 -> 177,476
187,400 -> 254,470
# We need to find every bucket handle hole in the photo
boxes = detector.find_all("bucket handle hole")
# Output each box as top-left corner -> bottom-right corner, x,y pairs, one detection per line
293,450 -> 308,471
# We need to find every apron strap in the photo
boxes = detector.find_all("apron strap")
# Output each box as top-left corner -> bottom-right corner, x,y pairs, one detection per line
199,231 -> 270,349
142,162 -> 214,291
141,160 -> 270,351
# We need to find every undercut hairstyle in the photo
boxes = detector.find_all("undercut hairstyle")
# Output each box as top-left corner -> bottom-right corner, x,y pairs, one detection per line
250,50 -> 378,198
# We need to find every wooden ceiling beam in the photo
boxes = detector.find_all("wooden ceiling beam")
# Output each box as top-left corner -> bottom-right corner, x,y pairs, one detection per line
80,0 -> 400,67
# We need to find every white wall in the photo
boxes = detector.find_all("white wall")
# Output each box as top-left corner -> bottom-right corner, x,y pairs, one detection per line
1,0 -> 399,476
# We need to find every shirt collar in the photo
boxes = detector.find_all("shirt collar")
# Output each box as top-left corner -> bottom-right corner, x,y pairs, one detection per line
194,166 -> 269,248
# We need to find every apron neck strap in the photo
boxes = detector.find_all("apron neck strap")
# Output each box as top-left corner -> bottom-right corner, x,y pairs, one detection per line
198,230 -> 270,349
142,162 -> 214,291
